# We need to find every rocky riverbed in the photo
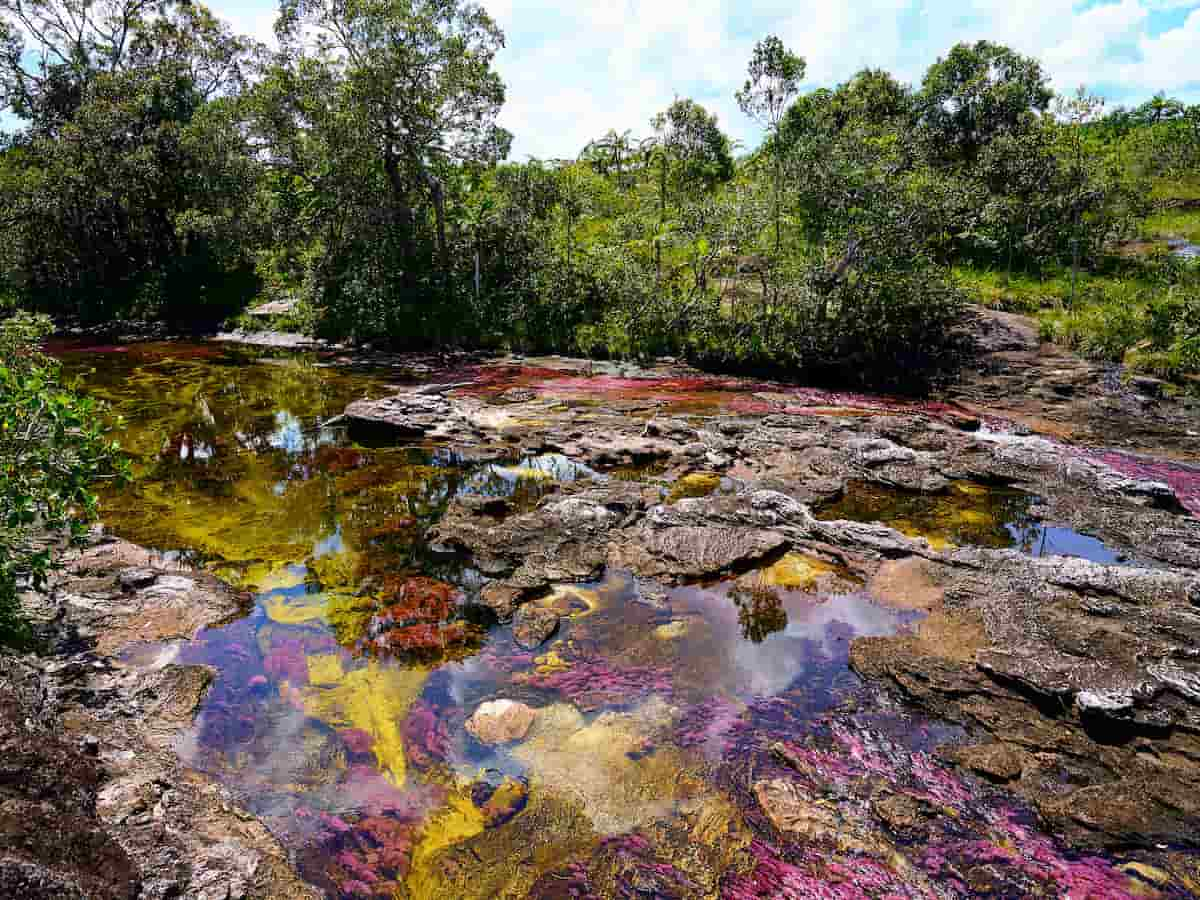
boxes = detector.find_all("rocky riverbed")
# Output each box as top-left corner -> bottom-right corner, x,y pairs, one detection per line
5,319 -> 1200,898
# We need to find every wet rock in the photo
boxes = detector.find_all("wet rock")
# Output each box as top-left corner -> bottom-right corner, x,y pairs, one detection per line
345,391 -> 455,438
872,792 -> 929,834
480,582 -> 525,621
512,606 -> 559,650
471,776 -> 530,828
466,699 -> 538,744
3,539 -> 323,900
611,525 -> 788,582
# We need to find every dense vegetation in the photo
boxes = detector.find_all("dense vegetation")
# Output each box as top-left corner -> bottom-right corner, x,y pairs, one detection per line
1,0 -> 1198,384
0,311 -> 126,646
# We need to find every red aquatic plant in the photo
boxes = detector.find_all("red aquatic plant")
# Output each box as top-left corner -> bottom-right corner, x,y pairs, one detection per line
357,577 -> 477,657
397,700 -> 451,770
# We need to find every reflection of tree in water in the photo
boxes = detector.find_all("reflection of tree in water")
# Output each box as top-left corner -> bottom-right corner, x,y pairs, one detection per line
731,581 -> 788,644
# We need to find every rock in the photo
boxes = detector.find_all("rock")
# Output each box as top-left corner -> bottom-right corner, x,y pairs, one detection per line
610,525 -> 789,582
345,391 -> 455,438
480,583 -> 525,621
512,606 -> 559,650
753,778 -> 841,841
117,567 -> 158,590
873,793 -> 927,834
1076,689 -> 1135,719
948,743 -> 1025,784
465,699 -> 538,744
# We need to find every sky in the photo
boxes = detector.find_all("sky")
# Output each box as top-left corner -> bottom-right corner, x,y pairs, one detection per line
7,0 -> 1200,158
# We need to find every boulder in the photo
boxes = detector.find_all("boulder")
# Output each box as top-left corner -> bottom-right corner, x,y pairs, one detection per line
465,700 -> 538,745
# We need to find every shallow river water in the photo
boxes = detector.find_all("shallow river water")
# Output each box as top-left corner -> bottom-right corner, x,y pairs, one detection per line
57,341 -> 1192,899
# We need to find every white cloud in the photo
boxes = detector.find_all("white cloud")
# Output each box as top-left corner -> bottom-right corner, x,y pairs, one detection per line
191,0 -> 1200,158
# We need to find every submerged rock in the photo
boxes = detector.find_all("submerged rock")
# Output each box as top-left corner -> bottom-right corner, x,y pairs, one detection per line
512,605 -> 559,650
465,699 -> 538,745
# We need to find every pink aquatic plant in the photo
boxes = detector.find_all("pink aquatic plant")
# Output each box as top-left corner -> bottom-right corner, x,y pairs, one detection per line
1081,447 -> 1200,517
262,638 -> 310,685
398,700 -> 451,769
721,841 -> 934,900
525,657 -> 673,711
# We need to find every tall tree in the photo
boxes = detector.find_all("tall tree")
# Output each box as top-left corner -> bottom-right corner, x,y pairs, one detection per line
0,1 -> 260,321
737,35 -> 804,255
918,40 -> 1052,164
275,0 -> 509,292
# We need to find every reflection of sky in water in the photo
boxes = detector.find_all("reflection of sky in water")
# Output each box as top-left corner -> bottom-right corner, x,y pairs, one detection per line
486,453 -> 598,484
1006,523 -> 1123,564
313,528 -> 345,558
268,411 -> 306,453
674,584 -> 920,699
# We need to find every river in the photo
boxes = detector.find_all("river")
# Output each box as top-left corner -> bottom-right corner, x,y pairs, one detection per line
55,339 -> 1197,899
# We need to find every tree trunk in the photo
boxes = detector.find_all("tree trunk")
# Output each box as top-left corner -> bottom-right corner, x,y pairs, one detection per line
383,143 -> 418,293
773,148 -> 782,256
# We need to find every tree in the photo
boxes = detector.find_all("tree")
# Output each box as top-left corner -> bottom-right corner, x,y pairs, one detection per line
918,41 -> 1052,164
737,35 -> 804,255
646,97 -> 734,276
274,0 -> 509,299
650,98 -> 734,203
0,1 -> 261,321
1055,87 -> 1107,306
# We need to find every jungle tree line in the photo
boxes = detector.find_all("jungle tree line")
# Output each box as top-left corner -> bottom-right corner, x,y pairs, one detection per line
1,0 -> 1198,383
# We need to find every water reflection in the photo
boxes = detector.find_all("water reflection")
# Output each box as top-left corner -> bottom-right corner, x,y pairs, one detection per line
818,479 -> 1128,562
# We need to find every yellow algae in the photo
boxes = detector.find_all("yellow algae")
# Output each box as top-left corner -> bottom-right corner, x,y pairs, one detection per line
510,699 -> 705,835
667,472 -> 722,503
541,584 -> 604,618
301,661 -> 428,785
756,552 -> 839,589
401,789 -> 597,900
952,482 -> 992,497
490,462 -> 556,481
263,592 -> 329,625
532,648 -> 571,675
244,565 -> 308,594
305,551 -> 365,594
406,790 -> 487,900
325,592 -> 378,647
816,480 -> 1030,552
305,653 -> 344,686
655,620 -> 690,640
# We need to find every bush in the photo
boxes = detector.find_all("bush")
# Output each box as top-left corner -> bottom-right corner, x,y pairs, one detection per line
0,313 -> 128,647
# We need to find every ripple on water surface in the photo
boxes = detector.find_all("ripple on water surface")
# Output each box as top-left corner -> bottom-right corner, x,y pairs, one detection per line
59,342 -> 1181,898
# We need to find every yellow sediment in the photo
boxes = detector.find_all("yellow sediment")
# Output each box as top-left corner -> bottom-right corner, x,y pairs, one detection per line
263,592 -> 329,625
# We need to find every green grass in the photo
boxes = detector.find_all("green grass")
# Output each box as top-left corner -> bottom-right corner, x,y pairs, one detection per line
956,255 -> 1200,381
1142,207 -> 1200,244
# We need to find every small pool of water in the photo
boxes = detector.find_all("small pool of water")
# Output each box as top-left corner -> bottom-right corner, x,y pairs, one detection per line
60,342 -> 1173,898
817,480 -> 1128,562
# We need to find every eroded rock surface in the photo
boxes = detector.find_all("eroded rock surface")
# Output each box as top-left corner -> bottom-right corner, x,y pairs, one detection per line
349,366 -> 1200,863
0,538 -> 319,900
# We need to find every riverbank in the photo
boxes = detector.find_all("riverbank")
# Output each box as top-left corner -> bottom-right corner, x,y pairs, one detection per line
0,538 -> 320,899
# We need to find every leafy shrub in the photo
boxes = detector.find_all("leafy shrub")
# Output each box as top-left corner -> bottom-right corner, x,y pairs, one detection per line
0,313 -> 128,647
